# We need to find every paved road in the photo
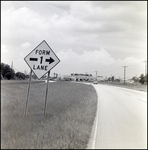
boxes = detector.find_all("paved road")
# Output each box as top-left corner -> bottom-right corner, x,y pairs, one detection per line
88,84 -> 147,149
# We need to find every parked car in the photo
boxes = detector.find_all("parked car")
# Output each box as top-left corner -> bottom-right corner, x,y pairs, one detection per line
93,80 -> 98,84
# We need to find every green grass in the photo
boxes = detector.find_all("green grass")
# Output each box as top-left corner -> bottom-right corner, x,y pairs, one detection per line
98,81 -> 147,92
1,81 -> 97,149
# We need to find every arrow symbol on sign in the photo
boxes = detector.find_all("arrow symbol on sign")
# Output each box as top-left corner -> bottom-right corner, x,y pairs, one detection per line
45,57 -> 55,64
30,58 -> 38,61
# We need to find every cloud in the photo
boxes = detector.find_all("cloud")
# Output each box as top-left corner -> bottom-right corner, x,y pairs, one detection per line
1,6 -> 48,43
1,1 -> 146,51
1,44 -> 10,64
2,7 -> 42,29
56,47 -> 115,75
55,47 -> 145,78
69,1 -> 146,34
1,1 -> 146,78
57,47 -> 143,68
20,42 -> 31,48
1,44 -> 9,54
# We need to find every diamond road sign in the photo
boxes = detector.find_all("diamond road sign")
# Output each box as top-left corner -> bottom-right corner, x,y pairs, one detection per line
24,40 -> 60,79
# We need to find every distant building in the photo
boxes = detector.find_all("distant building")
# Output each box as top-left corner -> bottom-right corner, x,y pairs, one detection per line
61,73 -> 96,81
71,73 -> 95,81
61,75 -> 75,81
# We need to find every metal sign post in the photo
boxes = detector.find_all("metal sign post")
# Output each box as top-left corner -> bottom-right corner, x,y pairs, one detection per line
25,69 -> 32,116
44,71 -> 50,115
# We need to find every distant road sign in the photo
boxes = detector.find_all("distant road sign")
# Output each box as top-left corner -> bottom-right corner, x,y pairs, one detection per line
24,40 -> 60,79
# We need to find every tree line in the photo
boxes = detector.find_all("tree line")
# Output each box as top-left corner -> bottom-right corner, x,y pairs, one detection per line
1,62 -> 29,80
0,62 -> 147,85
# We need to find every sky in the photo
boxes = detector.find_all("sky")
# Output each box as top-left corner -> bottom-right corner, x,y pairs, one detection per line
1,1 -> 147,79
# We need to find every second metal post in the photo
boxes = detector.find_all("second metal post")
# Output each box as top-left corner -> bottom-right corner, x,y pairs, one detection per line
44,71 -> 50,115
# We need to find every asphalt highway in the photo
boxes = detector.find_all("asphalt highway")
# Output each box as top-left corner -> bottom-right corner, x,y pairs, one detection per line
88,84 -> 147,149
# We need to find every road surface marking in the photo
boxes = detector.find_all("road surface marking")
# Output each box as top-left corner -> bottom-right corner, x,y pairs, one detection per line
91,85 -> 100,149
137,98 -> 146,103
123,93 -> 131,96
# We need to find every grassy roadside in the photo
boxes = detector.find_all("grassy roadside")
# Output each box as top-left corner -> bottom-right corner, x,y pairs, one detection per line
98,82 -> 147,92
1,81 -> 97,149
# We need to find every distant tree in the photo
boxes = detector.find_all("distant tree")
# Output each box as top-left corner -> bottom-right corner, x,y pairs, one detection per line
32,73 -> 37,79
115,79 -> 120,82
132,76 -> 139,82
139,74 -> 145,84
111,76 -> 114,82
15,72 -> 26,80
25,74 -> 30,79
41,74 -> 47,79
144,74 -> 147,83
108,77 -> 112,81
1,63 -> 15,80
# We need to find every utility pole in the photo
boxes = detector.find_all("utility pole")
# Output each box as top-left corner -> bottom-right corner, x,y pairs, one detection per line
122,66 -> 128,85
95,71 -> 97,80
142,60 -> 147,75
11,61 -> 13,69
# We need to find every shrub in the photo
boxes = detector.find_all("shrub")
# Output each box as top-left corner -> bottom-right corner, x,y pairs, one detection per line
15,72 -> 26,80
1,63 -> 15,80
139,74 -> 147,85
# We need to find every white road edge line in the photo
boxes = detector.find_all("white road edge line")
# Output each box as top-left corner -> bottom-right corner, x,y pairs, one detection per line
123,93 -> 131,96
91,85 -> 100,149
137,98 -> 146,103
